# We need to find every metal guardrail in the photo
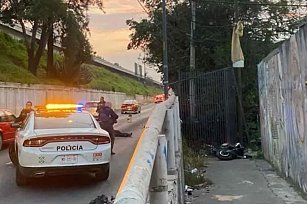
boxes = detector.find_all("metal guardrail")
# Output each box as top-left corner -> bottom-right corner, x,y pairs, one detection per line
114,92 -> 184,204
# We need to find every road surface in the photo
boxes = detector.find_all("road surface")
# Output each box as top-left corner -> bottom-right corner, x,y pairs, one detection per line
192,158 -> 307,204
0,103 -> 154,204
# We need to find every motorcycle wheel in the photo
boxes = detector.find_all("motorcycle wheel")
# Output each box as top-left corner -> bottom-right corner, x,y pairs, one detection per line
216,150 -> 234,160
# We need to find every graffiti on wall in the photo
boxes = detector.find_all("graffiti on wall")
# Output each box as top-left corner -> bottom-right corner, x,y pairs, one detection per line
258,24 -> 307,192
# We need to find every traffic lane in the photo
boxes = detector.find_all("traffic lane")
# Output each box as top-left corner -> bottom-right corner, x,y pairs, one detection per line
0,103 -> 154,204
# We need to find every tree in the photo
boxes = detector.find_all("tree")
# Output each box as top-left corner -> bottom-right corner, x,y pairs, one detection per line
47,0 -> 104,77
55,11 -> 93,85
0,0 -> 103,77
127,0 -> 301,81
0,0 -> 66,75
127,0 -> 303,144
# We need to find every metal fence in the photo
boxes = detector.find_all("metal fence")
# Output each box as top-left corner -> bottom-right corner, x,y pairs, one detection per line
114,92 -> 184,204
177,68 -> 239,146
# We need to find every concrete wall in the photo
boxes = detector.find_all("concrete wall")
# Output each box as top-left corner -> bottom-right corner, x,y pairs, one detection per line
0,82 -> 152,115
258,24 -> 307,192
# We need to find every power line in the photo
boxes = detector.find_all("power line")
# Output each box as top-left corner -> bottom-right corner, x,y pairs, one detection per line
202,0 -> 307,7
136,0 -> 150,14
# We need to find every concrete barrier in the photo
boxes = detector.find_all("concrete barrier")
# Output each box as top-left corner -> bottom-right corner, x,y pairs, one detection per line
0,82 -> 151,115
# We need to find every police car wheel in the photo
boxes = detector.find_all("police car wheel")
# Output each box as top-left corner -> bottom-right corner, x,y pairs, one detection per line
95,164 -> 110,181
16,167 -> 29,186
0,133 -> 3,151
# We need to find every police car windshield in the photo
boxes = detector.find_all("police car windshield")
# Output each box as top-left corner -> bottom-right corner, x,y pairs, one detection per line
34,112 -> 95,129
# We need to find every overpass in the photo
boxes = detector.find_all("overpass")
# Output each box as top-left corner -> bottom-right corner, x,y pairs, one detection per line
0,22 -> 162,87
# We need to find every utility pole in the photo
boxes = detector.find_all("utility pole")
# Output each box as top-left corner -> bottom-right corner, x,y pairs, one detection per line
162,0 -> 169,99
234,0 -> 243,144
189,0 -> 196,119
190,0 -> 196,71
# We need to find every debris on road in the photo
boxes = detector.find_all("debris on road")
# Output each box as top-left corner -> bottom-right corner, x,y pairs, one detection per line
89,195 -> 114,204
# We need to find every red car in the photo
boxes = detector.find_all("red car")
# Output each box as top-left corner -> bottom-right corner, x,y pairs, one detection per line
154,94 -> 165,103
121,100 -> 141,114
0,110 -> 17,150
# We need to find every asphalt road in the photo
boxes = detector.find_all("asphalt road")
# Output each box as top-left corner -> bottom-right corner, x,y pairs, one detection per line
0,103 -> 154,204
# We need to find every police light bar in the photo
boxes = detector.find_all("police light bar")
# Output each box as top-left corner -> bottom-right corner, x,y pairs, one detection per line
45,104 -> 83,110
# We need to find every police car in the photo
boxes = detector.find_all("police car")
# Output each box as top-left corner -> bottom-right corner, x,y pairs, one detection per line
10,104 -> 111,186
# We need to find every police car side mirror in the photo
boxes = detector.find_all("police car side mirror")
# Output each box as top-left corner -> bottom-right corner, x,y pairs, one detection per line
11,123 -> 21,129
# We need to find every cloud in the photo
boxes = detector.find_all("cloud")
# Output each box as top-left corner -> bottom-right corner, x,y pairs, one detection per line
89,28 -> 131,54
88,0 -> 146,15
86,0 -> 161,81
89,12 -> 145,30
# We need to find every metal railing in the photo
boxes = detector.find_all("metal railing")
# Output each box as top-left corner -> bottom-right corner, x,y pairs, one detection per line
114,92 -> 184,204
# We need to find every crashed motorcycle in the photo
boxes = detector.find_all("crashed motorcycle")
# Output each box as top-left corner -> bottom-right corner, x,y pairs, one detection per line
212,143 -> 246,160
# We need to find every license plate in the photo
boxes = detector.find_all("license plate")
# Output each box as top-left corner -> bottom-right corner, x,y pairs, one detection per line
61,155 -> 78,164
93,152 -> 103,161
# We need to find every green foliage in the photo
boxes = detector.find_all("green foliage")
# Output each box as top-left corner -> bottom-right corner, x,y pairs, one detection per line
86,65 -> 161,95
128,0 -> 302,144
0,32 -> 160,95
55,10 -> 93,84
0,56 -> 39,84
185,171 -> 209,187
255,150 -> 264,159
183,139 -> 206,170
182,139 -> 210,186
0,0 -> 103,76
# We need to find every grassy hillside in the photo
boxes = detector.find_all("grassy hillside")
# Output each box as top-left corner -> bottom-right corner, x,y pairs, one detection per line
0,32 -> 161,95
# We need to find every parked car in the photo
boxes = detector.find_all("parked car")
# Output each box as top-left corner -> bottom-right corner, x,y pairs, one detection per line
121,100 -> 141,114
0,109 -> 17,150
9,104 -> 111,186
83,101 -> 99,120
154,94 -> 165,103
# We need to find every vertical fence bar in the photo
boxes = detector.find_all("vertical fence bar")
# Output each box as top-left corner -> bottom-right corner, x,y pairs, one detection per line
149,135 -> 168,204
166,109 -> 176,175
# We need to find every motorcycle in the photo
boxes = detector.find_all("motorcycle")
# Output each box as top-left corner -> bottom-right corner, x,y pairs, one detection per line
212,143 -> 246,160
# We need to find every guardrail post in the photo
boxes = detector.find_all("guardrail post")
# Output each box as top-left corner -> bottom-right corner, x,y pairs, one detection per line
175,98 -> 185,204
166,109 -> 176,175
149,135 -> 168,204
173,106 -> 179,156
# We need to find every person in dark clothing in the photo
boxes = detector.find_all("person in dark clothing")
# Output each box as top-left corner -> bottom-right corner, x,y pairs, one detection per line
96,96 -> 105,114
15,101 -> 34,123
98,102 -> 118,155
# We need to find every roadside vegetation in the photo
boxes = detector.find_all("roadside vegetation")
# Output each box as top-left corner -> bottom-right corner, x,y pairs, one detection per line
0,32 -> 161,95
183,140 -> 212,187
126,0 -> 306,150
0,0 -> 161,96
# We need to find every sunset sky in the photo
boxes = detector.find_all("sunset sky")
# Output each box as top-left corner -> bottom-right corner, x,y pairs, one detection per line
88,0 -> 162,81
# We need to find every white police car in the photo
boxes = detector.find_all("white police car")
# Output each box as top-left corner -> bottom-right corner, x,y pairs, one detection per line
10,104 -> 111,186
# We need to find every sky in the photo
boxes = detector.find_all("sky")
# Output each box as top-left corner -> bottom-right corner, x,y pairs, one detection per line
88,0 -> 162,82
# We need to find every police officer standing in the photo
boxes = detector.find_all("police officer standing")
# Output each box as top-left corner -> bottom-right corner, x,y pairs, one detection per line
98,101 -> 118,155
